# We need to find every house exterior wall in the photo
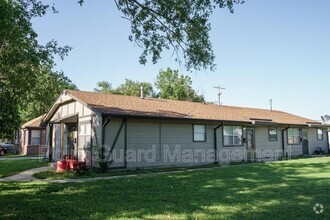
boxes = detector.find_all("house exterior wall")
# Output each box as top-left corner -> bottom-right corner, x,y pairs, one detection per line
102,118 -> 217,168
307,128 -> 328,154
97,118 -> 330,169
18,128 -> 46,156
46,97 -> 96,164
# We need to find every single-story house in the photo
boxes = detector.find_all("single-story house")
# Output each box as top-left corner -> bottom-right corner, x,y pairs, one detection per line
15,115 -> 47,155
40,90 -> 329,168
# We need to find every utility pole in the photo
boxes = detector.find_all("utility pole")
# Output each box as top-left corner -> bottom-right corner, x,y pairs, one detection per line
269,98 -> 273,111
214,86 -> 225,106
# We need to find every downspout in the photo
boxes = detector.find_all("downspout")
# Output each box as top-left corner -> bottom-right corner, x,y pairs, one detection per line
214,122 -> 223,163
326,129 -> 330,154
90,115 -> 94,167
48,123 -> 53,162
282,126 -> 290,159
124,118 -> 127,168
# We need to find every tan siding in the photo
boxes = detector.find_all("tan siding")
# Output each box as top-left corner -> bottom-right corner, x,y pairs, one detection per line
127,121 -> 160,168
104,118 -> 125,168
254,127 -> 283,160
308,128 -> 328,154
68,102 -> 75,115
45,98 -> 95,162
125,119 -> 215,168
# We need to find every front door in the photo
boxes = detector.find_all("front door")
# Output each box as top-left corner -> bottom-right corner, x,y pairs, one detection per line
67,124 -> 78,159
302,128 -> 309,155
246,129 -> 255,162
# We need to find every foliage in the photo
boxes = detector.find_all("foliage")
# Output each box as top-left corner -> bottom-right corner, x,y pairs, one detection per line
94,79 -> 154,97
114,79 -> 154,97
79,0 -> 244,71
1,157 -> 330,219
94,68 -> 204,102
0,82 -> 20,138
155,68 -> 205,102
94,81 -> 113,93
0,0 -> 72,136
19,67 -> 77,123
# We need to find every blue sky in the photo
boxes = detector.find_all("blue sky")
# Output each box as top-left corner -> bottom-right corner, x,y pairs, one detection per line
32,0 -> 330,120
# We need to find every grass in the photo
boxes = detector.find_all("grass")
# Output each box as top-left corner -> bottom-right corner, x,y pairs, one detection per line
1,157 -> 330,219
0,152 -> 44,158
0,159 -> 48,178
33,163 -> 220,180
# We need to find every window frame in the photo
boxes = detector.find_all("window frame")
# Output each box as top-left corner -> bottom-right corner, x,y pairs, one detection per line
317,128 -> 324,141
193,124 -> 207,142
223,126 -> 244,147
268,127 -> 278,142
287,128 -> 301,145
78,122 -> 92,149
30,130 -> 41,146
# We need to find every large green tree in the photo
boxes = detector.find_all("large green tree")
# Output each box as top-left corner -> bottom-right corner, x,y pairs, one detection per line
94,79 -> 154,97
94,81 -> 114,93
19,67 -> 77,123
114,79 -> 154,97
155,68 -> 205,102
79,0 -> 244,71
0,0 -> 71,137
95,68 -> 204,102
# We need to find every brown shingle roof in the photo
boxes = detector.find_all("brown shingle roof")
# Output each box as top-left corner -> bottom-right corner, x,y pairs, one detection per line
67,90 -> 318,126
22,115 -> 45,128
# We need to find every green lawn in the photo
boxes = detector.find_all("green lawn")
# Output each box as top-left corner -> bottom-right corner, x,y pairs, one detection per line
0,159 -> 48,178
33,163 -> 219,180
1,157 -> 329,219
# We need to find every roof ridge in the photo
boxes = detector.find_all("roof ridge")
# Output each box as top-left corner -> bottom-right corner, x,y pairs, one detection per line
66,89 -> 286,114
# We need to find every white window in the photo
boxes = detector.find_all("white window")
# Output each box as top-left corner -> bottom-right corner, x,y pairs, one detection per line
79,123 -> 91,149
223,126 -> 243,146
193,125 -> 206,142
317,129 -> 323,140
288,128 -> 300,145
269,127 -> 278,141
31,130 -> 41,145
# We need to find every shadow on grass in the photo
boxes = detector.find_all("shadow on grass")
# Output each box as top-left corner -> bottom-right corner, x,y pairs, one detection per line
0,157 -> 329,219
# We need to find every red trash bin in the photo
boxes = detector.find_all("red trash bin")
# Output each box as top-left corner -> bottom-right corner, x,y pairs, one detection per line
57,160 -> 68,173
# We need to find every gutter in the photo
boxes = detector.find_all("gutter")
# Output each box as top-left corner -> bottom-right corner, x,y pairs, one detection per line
214,122 -> 223,163
281,126 -> 290,159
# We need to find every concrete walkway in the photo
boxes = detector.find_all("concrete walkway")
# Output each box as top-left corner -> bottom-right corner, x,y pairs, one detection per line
0,167 -> 53,182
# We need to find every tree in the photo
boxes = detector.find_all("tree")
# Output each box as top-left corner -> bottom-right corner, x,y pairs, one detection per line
114,79 -> 154,97
79,0 -> 244,71
94,79 -> 154,97
94,81 -> 114,93
0,0 -> 71,136
0,82 -> 20,138
19,67 -> 77,123
155,68 -> 205,102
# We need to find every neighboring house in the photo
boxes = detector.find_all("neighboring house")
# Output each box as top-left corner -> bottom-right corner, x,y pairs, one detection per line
16,115 -> 47,155
40,90 -> 329,168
